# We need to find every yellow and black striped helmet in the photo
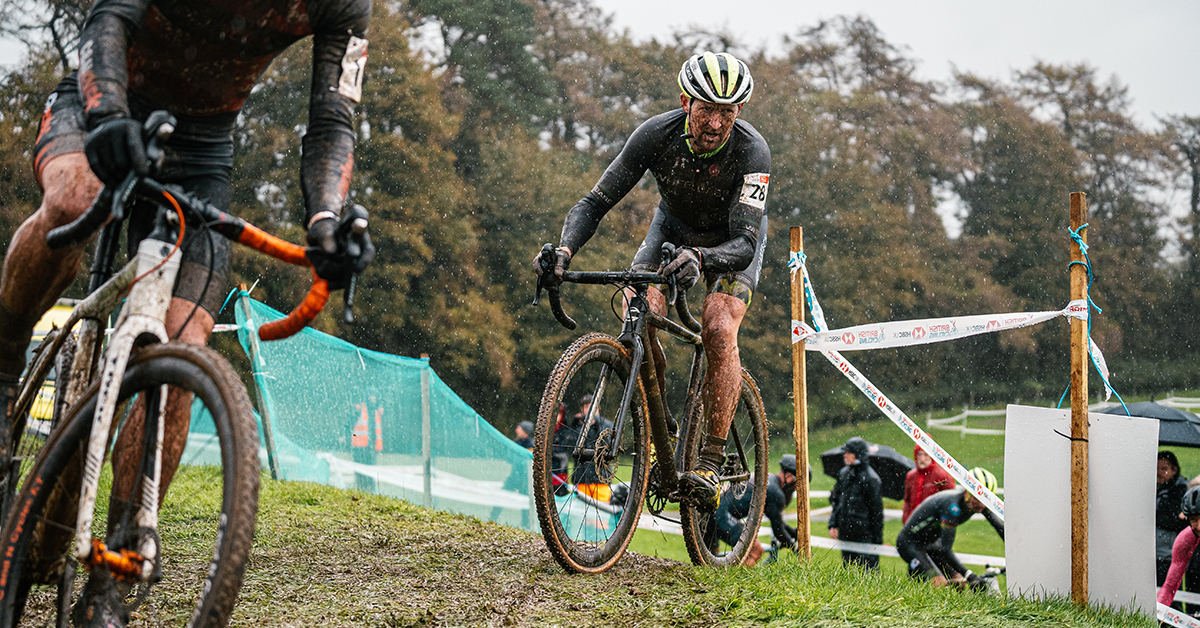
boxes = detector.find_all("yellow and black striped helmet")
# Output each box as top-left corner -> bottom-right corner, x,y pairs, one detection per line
969,467 -> 998,493
678,51 -> 754,105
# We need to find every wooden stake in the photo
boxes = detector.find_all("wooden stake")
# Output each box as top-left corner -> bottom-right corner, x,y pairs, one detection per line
790,227 -> 811,560
1069,192 -> 1089,607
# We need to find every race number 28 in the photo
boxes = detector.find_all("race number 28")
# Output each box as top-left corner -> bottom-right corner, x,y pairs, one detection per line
738,173 -> 770,209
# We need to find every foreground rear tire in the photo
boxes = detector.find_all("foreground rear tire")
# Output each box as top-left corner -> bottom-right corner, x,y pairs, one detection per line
532,333 -> 649,574
0,343 -> 259,627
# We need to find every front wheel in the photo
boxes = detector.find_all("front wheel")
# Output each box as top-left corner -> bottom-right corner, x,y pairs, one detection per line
532,333 -> 650,574
680,369 -> 769,567
0,342 -> 259,627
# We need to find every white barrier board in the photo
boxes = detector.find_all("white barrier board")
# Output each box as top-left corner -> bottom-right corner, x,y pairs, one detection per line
1005,404 -> 1156,615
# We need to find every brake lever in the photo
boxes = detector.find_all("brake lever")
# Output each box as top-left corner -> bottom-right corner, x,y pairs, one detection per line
660,242 -> 678,306
532,243 -> 554,306
342,274 -> 357,324
114,111 -> 176,220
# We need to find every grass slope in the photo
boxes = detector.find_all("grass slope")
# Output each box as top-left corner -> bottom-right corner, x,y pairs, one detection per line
19,467 -> 1149,627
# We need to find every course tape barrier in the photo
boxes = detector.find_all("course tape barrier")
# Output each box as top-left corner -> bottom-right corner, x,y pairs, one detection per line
794,301 -> 1086,351
1159,603 -> 1200,628
1166,589 -> 1200,605
791,299 -> 1113,402
796,256 -> 1005,521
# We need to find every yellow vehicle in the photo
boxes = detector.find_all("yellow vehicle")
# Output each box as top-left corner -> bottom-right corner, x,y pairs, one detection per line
26,301 -> 74,428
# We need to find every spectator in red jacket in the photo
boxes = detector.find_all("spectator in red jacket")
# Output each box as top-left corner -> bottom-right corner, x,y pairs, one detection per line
902,445 -> 954,523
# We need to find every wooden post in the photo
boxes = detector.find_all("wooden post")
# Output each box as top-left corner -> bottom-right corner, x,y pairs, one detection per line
237,285 -> 281,481
790,227 -> 811,560
1069,193 -> 1089,607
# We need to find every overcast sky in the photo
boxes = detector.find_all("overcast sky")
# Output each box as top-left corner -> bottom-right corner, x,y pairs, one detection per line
599,0 -> 1199,129
2,1 -> 1194,128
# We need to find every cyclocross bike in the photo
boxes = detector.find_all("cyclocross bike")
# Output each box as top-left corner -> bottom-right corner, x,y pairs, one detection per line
0,111 -> 347,626
531,243 -> 768,573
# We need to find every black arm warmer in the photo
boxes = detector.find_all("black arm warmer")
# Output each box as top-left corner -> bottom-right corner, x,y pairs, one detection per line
698,231 -> 756,273
78,0 -> 150,127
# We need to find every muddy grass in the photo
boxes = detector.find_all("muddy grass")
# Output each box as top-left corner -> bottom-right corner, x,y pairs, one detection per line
16,469 -> 1153,627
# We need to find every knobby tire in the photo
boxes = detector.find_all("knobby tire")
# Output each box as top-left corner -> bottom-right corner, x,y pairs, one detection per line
532,333 -> 650,574
0,343 -> 258,627
679,369 -> 768,567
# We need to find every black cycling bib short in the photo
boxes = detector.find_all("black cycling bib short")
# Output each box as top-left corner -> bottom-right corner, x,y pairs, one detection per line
560,108 -> 771,305
33,0 -> 370,315
895,488 -> 1005,580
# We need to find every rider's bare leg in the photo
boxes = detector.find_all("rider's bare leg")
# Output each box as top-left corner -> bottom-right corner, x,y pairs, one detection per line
109,298 -> 214,507
700,292 -> 747,440
744,539 -> 763,567
0,153 -> 98,377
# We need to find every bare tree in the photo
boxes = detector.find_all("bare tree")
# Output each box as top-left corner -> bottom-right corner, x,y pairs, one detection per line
0,0 -> 92,72
1163,115 -> 1200,274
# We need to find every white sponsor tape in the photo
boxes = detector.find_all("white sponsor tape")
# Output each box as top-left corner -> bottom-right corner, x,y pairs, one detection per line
796,258 -> 1005,520
791,319 -> 812,345
802,303 -> 1083,353
1160,602 -> 1200,628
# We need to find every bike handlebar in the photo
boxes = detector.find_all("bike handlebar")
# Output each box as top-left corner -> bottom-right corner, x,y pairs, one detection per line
533,254 -> 702,333
46,113 -> 334,341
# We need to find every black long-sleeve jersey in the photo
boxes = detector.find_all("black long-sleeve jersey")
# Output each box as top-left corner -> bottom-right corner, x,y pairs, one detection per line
76,0 -> 370,224
560,108 -> 771,273
898,488 -> 1005,577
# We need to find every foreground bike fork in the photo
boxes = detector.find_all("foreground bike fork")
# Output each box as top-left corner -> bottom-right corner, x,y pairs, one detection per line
73,237 -> 179,580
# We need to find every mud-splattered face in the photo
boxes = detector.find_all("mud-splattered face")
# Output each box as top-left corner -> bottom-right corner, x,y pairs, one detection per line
681,95 -> 741,154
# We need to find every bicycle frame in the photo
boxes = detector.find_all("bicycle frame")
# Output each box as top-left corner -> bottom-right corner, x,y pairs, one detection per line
544,271 -> 705,499
12,176 -> 328,588
542,269 -> 756,503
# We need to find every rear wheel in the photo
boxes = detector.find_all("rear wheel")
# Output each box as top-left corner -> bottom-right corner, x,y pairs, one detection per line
532,333 -> 650,574
680,369 -> 769,567
0,342 -> 259,627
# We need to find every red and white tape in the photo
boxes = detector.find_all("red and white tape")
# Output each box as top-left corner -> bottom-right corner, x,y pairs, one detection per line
794,301 -> 1087,351
1160,603 -> 1200,628
795,257 -> 1005,520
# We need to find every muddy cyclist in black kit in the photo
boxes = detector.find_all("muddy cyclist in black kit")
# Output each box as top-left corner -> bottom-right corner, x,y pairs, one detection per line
896,467 -> 1004,590
8,1 -> 375,624
535,51 -> 770,512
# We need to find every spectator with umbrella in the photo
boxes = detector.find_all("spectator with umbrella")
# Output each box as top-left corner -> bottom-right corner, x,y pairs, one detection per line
828,437 -> 884,569
820,440 -> 914,500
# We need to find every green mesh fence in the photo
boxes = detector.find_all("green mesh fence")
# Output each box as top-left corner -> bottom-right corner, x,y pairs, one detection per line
181,293 -> 536,532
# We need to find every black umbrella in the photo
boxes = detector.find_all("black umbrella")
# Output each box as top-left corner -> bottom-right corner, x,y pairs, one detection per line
820,441 -> 915,500
1097,401 -> 1200,448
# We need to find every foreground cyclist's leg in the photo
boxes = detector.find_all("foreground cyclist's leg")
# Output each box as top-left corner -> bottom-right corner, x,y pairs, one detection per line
680,290 -> 746,510
679,370 -> 767,566
0,154 -> 98,438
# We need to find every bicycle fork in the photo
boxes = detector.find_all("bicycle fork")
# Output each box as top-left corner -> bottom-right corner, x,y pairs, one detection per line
73,236 -> 179,582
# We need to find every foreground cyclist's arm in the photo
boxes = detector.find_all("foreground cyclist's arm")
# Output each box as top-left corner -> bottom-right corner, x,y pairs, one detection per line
982,507 -> 1005,541
301,3 -> 370,234
690,131 -> 770,274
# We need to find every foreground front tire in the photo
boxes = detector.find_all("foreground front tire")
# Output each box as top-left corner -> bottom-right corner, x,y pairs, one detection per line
0,343 -> 259,627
